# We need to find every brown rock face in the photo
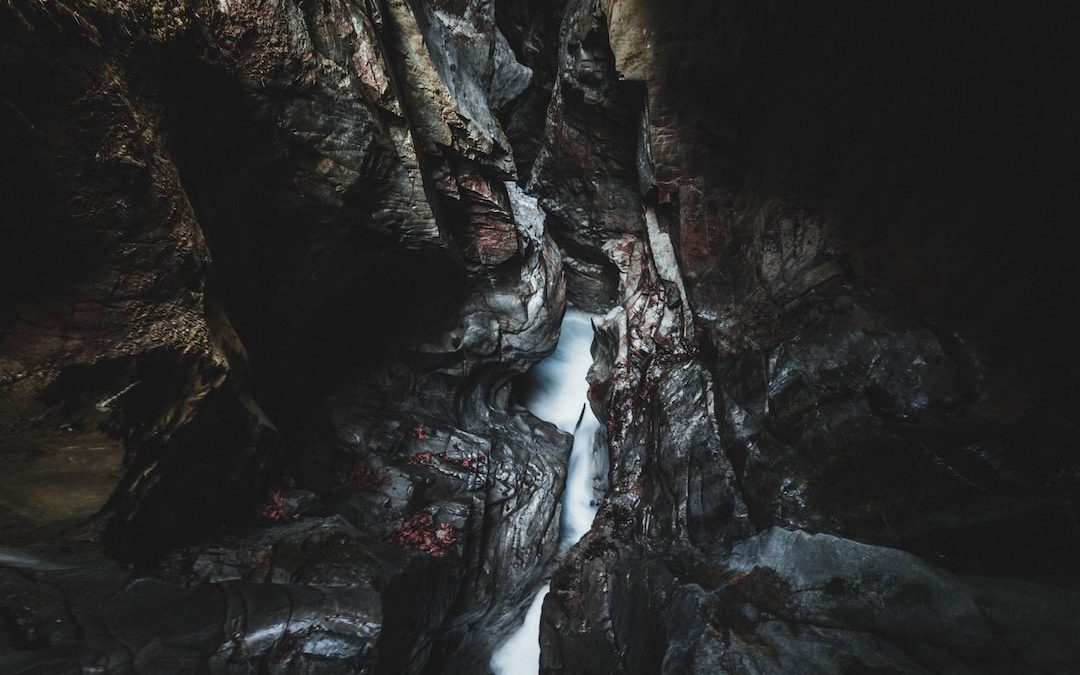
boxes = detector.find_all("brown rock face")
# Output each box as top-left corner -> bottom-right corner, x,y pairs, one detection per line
0,0 -> 542,548
2,1 -> 565,671
0,1 -> 234,544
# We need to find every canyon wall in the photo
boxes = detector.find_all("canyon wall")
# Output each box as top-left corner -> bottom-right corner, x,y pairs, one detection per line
2,0 -> 1079,673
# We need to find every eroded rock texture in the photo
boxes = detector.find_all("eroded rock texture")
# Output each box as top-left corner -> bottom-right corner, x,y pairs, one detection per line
533,1 -> 1080,673
3,0 -> 1080,673
3,0 -> 566,672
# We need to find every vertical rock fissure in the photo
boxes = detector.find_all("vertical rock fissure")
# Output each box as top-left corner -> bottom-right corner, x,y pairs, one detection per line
491,307 -> 607,675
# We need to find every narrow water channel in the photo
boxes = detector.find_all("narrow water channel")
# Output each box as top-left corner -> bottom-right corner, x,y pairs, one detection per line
490,308 -> 605,675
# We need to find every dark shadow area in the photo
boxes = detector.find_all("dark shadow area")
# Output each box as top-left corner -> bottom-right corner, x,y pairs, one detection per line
0,15 -> 118,325
0,107 -> 97,319
139,41 -> 470,420
637,0 -> 1080,585
732,0 -> 1080,399
102,380 -> 278,566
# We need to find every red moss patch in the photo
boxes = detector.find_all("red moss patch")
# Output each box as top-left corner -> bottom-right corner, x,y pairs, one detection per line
408,451 -> 435,466
257,490 -> 289,522
407,450 -> 487,475
337,462 -> 390,491
389,512 -> 458,557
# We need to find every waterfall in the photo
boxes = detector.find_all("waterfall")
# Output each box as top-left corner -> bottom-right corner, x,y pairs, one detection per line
490,308 -> 605,675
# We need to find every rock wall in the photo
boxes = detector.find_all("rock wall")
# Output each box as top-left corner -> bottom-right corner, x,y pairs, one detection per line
531,1 -> 1080,673
3,0 -> 1080,673
2,0 -> 567,672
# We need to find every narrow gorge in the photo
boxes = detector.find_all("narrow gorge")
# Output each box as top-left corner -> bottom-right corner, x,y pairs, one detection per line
492,308 -> 605,675
2,1 -> 1079,674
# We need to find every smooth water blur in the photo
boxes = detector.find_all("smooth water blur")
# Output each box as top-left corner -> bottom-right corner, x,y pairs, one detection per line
489,582 -> 549,675
490,308 -> 604,675
559,389 -> 602,551
515,309 -> 597,436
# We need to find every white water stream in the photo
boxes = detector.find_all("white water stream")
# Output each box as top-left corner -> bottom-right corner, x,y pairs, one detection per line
490,308 -> 604,675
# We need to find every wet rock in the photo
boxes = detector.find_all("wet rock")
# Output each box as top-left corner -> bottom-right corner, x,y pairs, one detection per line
494,0 -> 571,177
544,528 -> 1080,675
0,542 -> 383,675
279,489 -> 321,519
533,2 -> 1080,672
710,288 -> 1080,584
304,325 -> 571,672
3,0 -> 570,672
703,528 -> 1080,674
525,0 -> 645,312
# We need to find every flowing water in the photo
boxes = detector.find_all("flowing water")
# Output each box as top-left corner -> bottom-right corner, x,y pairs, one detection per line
490,308 -> 605,675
